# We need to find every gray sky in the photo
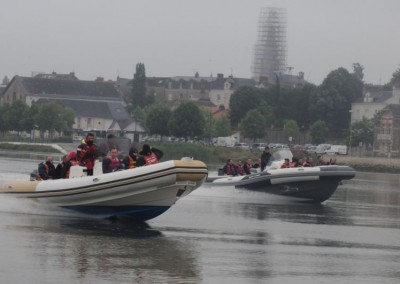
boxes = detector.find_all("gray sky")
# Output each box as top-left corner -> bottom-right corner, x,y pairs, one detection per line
1,0 -> 399,85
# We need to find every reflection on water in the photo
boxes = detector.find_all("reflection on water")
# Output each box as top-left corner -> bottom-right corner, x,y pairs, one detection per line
1,213 -> 199,283
0,158 -> 399,283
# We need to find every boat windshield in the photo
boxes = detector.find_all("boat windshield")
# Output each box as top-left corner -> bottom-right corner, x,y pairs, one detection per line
267,149 -> 293,166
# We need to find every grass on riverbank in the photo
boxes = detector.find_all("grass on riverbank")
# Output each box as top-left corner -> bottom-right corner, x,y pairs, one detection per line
0,142 -> 62,153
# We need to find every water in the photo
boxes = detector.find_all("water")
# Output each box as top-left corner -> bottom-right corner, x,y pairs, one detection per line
0,158 -> 399,284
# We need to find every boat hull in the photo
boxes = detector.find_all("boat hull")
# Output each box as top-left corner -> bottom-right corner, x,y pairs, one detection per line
206,165 -> 356,203
0,159 -> 208,220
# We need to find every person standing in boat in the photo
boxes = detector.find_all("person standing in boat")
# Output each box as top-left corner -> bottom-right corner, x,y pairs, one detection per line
260,146 -> 272,171
136,144 -> 164,167
123,147 -> 139,169
77,133 -> 98,176
102,147 -> 124,173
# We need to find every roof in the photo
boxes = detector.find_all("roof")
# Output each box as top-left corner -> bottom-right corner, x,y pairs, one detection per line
15,76 -> 121,99
355,90 -> 393,103
381,104 -> 400,120
35,99 -> 130,120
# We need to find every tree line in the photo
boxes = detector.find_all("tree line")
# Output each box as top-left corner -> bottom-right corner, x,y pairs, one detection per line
129,63 -> 400,146
0,100 -> 75,140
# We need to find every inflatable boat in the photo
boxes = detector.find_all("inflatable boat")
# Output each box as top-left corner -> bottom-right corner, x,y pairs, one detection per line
206,150 -> 356,203
0,158 -> 208,220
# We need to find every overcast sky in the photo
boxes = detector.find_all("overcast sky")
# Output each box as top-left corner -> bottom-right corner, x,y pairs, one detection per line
1,0 -> 399,85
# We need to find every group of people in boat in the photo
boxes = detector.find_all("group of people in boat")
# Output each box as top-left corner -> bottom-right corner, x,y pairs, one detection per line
222,158 -> 262,176
36,133 -> 163,180
222,146 -> 338,176
280,155 -> 337,169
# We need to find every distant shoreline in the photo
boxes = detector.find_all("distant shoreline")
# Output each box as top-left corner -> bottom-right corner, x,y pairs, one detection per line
0,142 -> 399,173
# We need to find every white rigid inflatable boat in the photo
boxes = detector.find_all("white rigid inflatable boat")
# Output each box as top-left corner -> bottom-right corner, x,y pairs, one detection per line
206,150 -> 356,203
0,158 -> 208,220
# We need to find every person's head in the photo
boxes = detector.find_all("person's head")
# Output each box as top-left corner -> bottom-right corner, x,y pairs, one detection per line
140,144 -> 151,155
61,155 -> 68,163
129,147 -> 138,157
237,160 -> 242,165
85,133 -> 95,145
68,151 -> 77,160
264,146 -> 270,152
46,156 -> 54,163
247,158 -> 252,164
110,147 -> 118,159
284,158 -> 290,164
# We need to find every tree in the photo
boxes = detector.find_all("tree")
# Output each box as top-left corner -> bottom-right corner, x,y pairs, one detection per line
201,108 -> 216,140
54,107 -> 75,134
2,100 -> 28,133
132,106 -> 146,121
309,68 -> 363,133
352,62 -> 364,81
389,67 -> 400,87
130,63 -> 147,109
350,117 -> 374,147
283,120 -> 299,143
214,116 -> 231,137
145,103 -> 172,139
229,86 -> 263,127
239,109 -> 266,142
35,102 -> 61,140
168,102 -> 205,139
310,120 -> 328,145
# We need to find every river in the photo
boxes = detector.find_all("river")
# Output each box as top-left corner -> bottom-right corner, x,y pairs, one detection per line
0,158 -> 399,283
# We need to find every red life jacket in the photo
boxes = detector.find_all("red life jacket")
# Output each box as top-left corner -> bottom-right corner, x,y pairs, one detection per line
79,144 -> 97,170
107,158 -> 122,171
143,153 -> 158,165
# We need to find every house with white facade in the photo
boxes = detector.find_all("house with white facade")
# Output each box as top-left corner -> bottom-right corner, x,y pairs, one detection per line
1,73 -> 145,142
350,85 -> 400,124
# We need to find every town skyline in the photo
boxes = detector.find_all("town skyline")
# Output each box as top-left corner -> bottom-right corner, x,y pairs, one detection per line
1,0 -> 400,86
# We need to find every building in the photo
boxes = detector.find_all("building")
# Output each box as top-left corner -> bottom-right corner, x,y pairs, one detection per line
373,104 -> 400,157
251,7 -> 287,82
1,73 -> 144,141
119,73 -> 256,110
351,85 -> 400,124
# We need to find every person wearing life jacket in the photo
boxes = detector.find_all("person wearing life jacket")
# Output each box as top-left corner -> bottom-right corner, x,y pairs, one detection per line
235,159 -> 245,175
280,158 -> 291,169
77,133 -> 98,176
102,147 -> 124,173
123,147 -> 139,169
38,156 -> 56,180
136,144 -> 163,167
222,159 -> 237,176
303,157 -> 314,167
61,151 -> 81,178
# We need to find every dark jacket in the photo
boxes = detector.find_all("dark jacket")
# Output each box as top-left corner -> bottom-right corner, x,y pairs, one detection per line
260,151 -> 272,171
